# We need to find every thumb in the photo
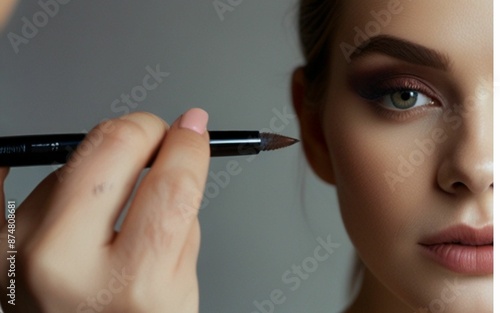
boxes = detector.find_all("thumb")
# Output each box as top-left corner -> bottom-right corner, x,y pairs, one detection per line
0,167 -> 10,229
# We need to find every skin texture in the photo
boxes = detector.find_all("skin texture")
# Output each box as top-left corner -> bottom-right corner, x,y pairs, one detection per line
293,0 -> 492,312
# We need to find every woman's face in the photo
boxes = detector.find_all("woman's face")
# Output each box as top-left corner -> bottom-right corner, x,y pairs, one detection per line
296,0 -> 492,311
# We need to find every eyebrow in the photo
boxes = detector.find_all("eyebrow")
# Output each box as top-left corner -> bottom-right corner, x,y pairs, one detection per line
349,35 -> 451,71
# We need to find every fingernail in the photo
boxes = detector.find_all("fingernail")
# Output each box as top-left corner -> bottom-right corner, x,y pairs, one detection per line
179,108 -> 209,135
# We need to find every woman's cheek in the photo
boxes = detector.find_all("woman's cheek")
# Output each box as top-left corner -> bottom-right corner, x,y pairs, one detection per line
322,98 -> 459,307
322,100 -> 432,263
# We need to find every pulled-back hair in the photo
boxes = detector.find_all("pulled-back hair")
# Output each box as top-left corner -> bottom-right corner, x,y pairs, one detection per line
298,0 -> 343,105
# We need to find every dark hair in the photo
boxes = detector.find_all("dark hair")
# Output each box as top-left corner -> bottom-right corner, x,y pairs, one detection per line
298,0 -> 343,105
298,1 -> 365,297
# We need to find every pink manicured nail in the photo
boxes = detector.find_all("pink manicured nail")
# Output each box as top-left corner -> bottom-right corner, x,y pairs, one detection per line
179,108 -> 209,135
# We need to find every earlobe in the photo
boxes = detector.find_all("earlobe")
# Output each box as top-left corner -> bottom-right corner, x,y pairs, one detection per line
291,68 -> 336,185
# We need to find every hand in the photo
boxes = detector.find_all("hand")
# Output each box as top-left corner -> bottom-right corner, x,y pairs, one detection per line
0,109 -> 210,313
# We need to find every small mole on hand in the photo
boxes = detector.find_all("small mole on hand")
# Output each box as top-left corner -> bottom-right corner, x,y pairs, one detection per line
93,183 -> 111,195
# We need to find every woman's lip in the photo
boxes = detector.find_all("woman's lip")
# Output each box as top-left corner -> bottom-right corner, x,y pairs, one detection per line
419,225 -> 493,246
419,244 -> 493,274
419,224 -> 493,275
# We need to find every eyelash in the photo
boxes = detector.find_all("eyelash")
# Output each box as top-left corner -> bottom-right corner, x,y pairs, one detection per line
358,77 -> 440,121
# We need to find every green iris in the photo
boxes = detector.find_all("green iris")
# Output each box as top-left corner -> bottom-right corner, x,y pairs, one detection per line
390,90 -> 418,109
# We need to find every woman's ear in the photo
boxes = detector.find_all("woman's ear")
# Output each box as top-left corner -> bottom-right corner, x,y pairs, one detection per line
291,67 -> 336,185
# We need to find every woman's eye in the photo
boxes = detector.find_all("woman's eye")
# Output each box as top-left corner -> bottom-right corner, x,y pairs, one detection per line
380,90 -> 433,110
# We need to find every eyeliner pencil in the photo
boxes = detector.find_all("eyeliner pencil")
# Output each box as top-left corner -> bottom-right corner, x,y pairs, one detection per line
0,131 -> 299,167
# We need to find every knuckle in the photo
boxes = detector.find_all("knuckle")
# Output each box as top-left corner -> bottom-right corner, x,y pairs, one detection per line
150,169 -> 204,208
89,112 -> 166,152
119,282 -> 153,312
104,118 -> 150,151
122,111 -> 168,134
140,171 -> 203,243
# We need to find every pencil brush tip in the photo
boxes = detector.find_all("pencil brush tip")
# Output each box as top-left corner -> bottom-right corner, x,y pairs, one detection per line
260,133 -> 300,152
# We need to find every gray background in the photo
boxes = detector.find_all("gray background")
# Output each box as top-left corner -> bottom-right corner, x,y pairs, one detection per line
0,1 -> 359,312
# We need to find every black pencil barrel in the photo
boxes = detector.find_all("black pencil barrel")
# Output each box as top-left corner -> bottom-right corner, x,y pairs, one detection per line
0,131 -> 265,167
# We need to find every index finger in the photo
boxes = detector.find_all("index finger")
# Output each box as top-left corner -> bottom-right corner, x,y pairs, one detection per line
29,113 -> 168,249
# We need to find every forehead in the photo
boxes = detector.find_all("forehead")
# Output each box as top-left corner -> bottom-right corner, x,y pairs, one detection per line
332,0 -> 492,77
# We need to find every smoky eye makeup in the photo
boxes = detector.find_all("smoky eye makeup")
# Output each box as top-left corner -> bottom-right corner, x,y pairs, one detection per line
347,67 -> 444,122
342,34 -> 452,121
